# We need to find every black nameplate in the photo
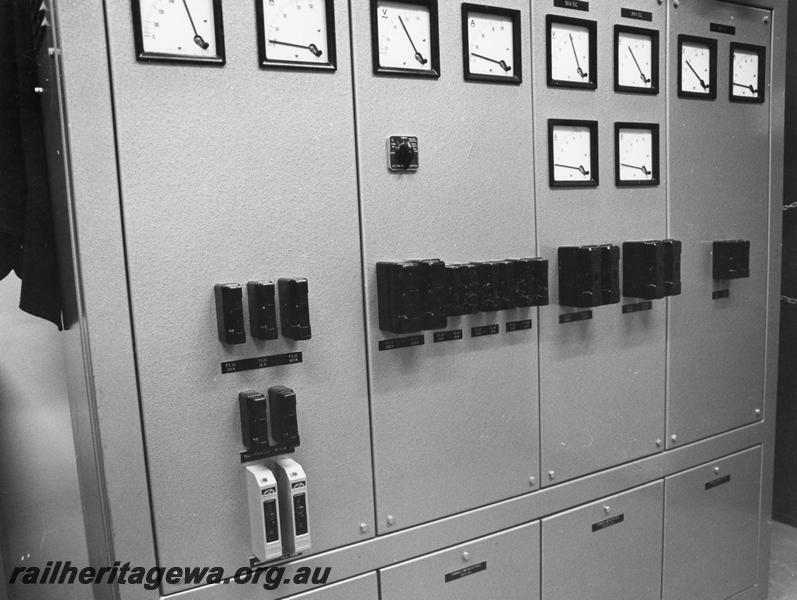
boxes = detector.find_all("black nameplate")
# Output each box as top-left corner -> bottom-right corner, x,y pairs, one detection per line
560,310 -> 593,324
472,324 -> 500,337
592,514 -> 625,532
713,289 -> 730,300
710,23 -> 736,35
379,335 -> 425,351
622,301 -> 653,314
434,330 -> 463,343
221,352 -> 302,374
506,319 -> 533,332
705,474 -> 731,490
621,8 -> 652,21
445,561 -> 487,583
240,444 -> 296,464
554,0 -> 589,11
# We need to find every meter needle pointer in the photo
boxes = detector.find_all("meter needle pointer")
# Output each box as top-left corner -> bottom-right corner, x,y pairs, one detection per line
621,163 -> 651,175
569,34 -> 588,79
628,47 -> 651,84
182,0 -> 210,49
555,163 -> 590,176
470,52 -> 511,72
685,60 -> 709,90
268,39 -> 323,57
733,82 -> 757,94
399,15 -> 427,65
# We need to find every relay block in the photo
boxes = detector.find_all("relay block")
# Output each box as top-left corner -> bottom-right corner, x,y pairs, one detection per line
377,258 -> 549,334
713,240 -> 751,280
623,240 -> 682,300
558,245 -> 620,308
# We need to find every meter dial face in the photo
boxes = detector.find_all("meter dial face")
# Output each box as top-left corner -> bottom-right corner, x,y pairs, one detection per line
549,119 -> 599,188
257,0 -> 336,69
371,0 -> 440,77
730,43 -> 765,103
133,0 -> 225,64
546,15 -> 597,89
615,123 -> 660,187
462,4 -> 521,84
678,35 -> 717,99
614,25 -> 658,94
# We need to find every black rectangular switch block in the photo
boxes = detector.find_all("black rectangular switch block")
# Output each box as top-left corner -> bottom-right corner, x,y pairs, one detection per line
511,258 -> 549,307
278,278 -> 312,340
239,390 -> 269,450
268,385 -> 300,447
247,281 -> 278,340
662,239 -> 682,296
713,240 -> 750,280
558,246 -> 602,308
377,262 -> 424,333
414,259 -> 448,330
215,283 -> 246,345
445,263 -> 479,316
599,245 -> 621,305
623,241 -> 665,300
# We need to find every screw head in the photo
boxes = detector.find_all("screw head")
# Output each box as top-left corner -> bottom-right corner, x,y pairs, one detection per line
673,0 -> 679,7
386,515 -> 395,526
671,434 -> 678,443
529,476 -> 536,486
604,505 -> 611,514
462,551 -> 471,562
713,466 -> 720,474
655,439 -> 663,447
763,15 -> 769,24
755,408 -> 762,418
360,523 -> 369,534
548,470 -> 556,480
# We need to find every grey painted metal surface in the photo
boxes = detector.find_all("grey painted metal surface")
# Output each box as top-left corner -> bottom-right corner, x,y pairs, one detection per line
284,573 -> 377,600
542,481 -> 663,600
98,0 -> 375,594
380,522 -> 540,600
531,0 -> 668,486
667,0 -> 772,448
663,446 -> 762,600
351,0 -> 540,533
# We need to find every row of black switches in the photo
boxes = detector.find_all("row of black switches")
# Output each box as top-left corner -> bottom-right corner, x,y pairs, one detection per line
623,240 -> 682,300
239,386 -> 300,451
377,258 -> 549,334
558,245 -> 620,308
713,240 -> 750,280
215,279 -> 311,344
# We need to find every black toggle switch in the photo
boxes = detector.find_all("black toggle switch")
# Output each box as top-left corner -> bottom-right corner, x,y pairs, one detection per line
413,259 -> 448,330
558,246 -> 602,307
278,278 -> 312,340
247,281 -> 278,340
510,258 -> 549,307
446,263 -> 479,316
239,390 -> 269,450
599,245 -> 621,305
623,241 -> 666,300
215,283 -> 246,345
268,385 -> 300,447
713,240 -> 750,280
662,239 -> 682,296
377,261 -> 424,333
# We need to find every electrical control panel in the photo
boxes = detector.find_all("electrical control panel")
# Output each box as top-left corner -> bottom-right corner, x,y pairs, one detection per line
48,0 -> 783,598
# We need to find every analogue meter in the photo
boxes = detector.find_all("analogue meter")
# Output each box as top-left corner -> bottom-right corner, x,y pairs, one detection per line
132,0 -> 225,65
614,25 -> 658,94
546,15 -> 597,89
677,35 -> 717,99
548,119 -> 599,188
461,3 -> 522,84
256,0 -> 337,70
615,122 -> 660,187
371,0 -> 440,77
730,42 -> 765,103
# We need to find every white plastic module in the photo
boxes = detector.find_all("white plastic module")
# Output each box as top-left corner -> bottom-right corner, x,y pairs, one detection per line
245,464 -> 282,563
273,458 -> 311,555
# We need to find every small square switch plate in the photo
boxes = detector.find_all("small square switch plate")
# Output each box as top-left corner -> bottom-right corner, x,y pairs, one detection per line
388,136 -> 419,171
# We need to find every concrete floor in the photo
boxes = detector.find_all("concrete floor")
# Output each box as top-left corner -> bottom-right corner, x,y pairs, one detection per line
769,521 -> 797,600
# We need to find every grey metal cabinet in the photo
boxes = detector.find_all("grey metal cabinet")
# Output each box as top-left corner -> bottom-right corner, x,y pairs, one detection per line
542,481 -> 664,600
380,522 -> 540,600
285,573 -> 378,600
663,446 -> 762,600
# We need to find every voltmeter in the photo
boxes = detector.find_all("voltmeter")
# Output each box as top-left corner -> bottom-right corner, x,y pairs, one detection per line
614,25 -> 659,94
255,0 -> 337,70
730,42 -> 765,103
546,15 -> 597,89
132,0 -> 225,65
677,35 -> 717,99
371,0 -> 440,77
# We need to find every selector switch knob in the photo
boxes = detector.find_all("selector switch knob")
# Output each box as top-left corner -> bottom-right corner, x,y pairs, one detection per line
396,142 -> 415,169
388,136 -> 419,171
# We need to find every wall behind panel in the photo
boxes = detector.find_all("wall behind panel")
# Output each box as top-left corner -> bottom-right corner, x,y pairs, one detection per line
102,1 -> 374,593
0,278 -> 90,600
